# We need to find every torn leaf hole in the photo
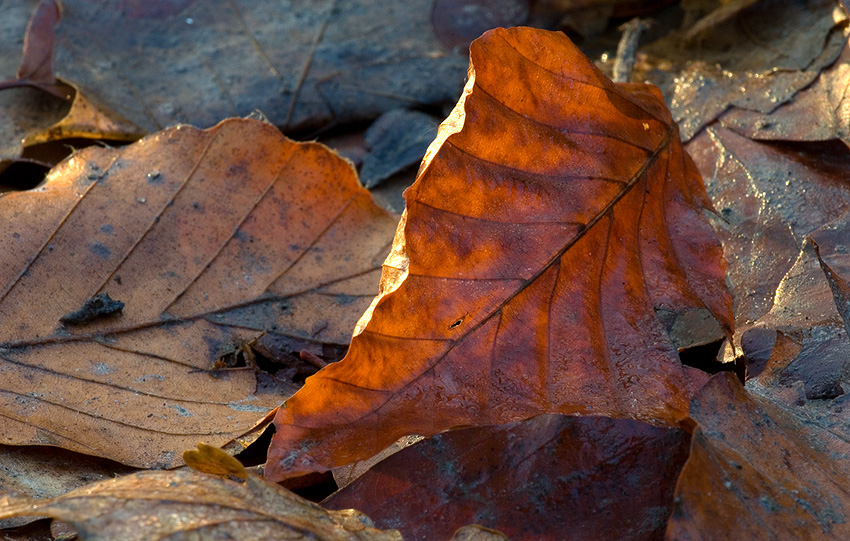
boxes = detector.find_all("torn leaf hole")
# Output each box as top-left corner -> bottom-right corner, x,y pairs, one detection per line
449,317 -> 464,329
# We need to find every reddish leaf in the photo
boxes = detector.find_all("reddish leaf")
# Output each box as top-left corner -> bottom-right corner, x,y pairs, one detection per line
0,0 -> 67,99
266,27 -> 733,481
325,415 -> 690,540
16,0 -> 61,84
667,372 -> 850,539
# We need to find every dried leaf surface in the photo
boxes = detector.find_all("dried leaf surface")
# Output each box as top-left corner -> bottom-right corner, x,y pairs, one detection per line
719,41 -> 850,146
686,126 -> 850,327
325,415 -> 690,540
3,0 -> 468,135
642,0 -> 845,141
0,445 -> 136,530
266,27 -> 733,480
0,457 -> 401,541
0,1 -> 144,172
667,372 -> 850,539
0,118 -> 397,468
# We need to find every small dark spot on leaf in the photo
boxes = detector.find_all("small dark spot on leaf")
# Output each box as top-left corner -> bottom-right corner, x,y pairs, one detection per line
450,317 -> 464,329
89,242 -> 111,259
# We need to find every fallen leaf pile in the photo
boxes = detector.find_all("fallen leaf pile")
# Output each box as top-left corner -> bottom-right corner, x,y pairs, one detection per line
3,1 -> 850,539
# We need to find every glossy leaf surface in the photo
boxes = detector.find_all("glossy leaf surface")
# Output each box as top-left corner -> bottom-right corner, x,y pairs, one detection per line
267,26 -> 733,480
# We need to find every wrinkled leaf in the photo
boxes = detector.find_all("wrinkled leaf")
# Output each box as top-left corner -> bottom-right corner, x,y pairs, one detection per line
1,0 -> 469,134
0,445 -> 136,530
0,118 -> 397,468
719,42 -> 850,146
266,27 -> 732,480
686,126 -> 850,327
0,444 -> 401,541
0,1 -> 144,173
325,415 -> 690,540
642,0 -> 846,141
667,372 -> 850,539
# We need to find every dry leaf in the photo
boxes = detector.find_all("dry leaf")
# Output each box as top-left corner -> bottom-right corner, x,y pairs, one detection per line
0,445 -> 135,530
325,415 -> 690,540
0,1 -> 144,173
0,444 -> 401,541
641,0 -> 845,141
4,0 -> 469,134
0,118 -> 397,468
667,372 -> 850,539
266,26 -> 733,481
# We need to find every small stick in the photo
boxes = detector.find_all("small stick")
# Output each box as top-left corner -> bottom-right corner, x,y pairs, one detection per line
300,350 -> 328,369
613,18 -> 650,84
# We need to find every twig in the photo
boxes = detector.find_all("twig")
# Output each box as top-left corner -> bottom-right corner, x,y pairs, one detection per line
613,18 -> 650,84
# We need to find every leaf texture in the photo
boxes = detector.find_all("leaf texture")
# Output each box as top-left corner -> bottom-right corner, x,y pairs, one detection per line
266,27 -> 733,481
667,373 -> 850,539
0,467 -> 401,541
0,118 -> 397,467
325,415 -> 690,540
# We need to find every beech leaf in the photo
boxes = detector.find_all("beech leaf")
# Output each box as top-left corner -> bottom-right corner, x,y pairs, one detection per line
667,372 -> 850,538
266,27 -> 733,481
0,118 -> 397,468
325,415 -> 690,540
0,444 -> 401,541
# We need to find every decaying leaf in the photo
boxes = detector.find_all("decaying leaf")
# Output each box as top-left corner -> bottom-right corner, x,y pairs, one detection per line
0,0 -> 469,135
686,126 -> 850,327
0,0 -> 144,173
325,415 -> 690,540
0,444 -> 401,541
0,118 -> 397,468
641,0 -> 846,141
719,43 -> 850,146
0,445 -> 136,530
266,26 -> 733,480
667,372 -> 850,539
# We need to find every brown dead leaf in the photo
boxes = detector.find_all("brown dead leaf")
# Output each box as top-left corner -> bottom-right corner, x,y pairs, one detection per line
686,126 -> 850,327
0,445 -> 136,530
641,0 -> 846,141
266,27 -> 733,481
2,0 -> 469,135
720,41 -> 850,146
325,415 -> 690,540
0,118 -> 397,468
0,444 -> 401,541
0,1 -> 144,174
667,372 -> 850,539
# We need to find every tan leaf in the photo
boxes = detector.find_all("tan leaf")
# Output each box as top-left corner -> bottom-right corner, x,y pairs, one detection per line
0,118 -> 397,467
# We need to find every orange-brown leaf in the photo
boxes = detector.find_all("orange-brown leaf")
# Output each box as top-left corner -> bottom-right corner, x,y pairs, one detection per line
0,118 -> 397,468
266,27 -> 733,481
667,372 -> 850,538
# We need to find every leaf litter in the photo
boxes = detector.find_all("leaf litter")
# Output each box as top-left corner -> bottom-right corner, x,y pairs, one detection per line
3,0 -> 850,538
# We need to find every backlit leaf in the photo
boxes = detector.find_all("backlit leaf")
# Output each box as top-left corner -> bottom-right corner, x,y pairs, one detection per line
266,27 -> 733,481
